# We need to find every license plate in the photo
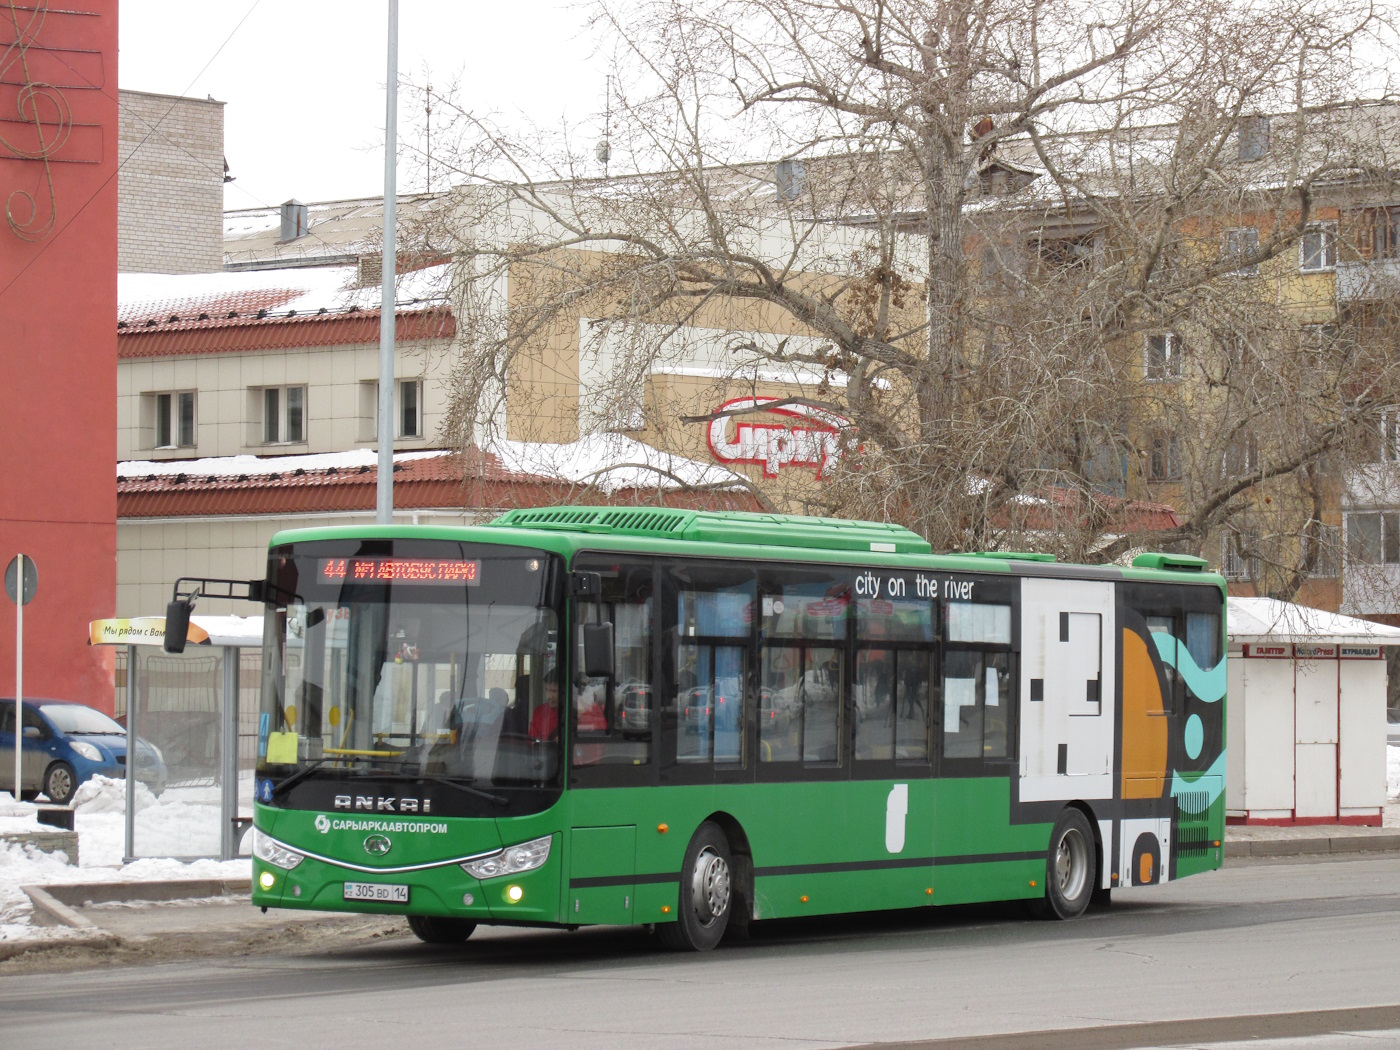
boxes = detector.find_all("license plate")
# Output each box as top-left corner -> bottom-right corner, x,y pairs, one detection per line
343,882 -> 409,903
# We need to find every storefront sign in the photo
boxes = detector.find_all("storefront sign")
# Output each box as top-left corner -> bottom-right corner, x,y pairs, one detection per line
1294,644 -> 1338,660
1244,643 -> 1291,658
1339,645 -> 1382,659
706,397 -> 849,479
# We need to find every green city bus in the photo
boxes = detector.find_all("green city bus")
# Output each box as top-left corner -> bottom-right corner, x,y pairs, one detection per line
245,507 -> 1226,951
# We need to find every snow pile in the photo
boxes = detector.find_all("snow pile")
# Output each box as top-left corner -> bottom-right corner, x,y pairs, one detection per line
1389,745 -> 1400,801
70,775 -> 157,814
0,777 -> 250,942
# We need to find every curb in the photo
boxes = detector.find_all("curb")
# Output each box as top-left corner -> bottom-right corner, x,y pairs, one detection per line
1224,832 -> 1400,858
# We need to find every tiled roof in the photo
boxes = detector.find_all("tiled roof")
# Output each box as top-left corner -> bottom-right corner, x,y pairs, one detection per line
117,449 -> 765,519
117,264 -> 454,358
117,308 -> 454,358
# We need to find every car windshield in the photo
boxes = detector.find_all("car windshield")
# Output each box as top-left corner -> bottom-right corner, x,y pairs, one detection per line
260,542 -> 564,804
40,704 -> 125,736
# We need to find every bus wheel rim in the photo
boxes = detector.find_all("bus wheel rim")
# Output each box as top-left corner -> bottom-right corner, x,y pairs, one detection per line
1056,828 -> 1086,900
690,847 -> 730,927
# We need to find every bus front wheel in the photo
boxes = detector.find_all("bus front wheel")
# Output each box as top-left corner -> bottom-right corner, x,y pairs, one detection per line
1033,808 -> 1096,920
407,915 -> 477,944
658,822 -> 732,951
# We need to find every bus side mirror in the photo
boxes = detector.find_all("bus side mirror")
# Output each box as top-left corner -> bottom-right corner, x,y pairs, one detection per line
164,599 -> 192,654
581,623 -> 614,680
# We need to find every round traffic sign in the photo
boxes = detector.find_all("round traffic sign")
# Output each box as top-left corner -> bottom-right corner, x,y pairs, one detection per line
4,555 -> 37,605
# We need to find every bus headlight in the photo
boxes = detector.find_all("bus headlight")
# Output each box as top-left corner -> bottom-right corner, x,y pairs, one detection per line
461,835 -> 552,879
253,830 -> 305,871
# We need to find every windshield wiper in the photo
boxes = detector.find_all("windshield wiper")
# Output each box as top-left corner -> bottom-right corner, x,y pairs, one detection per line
411,772 -> 508,807
271,756 -> 340,795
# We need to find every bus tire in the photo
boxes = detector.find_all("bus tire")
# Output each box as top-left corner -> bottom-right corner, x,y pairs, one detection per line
406,915 -> 477,944
1033,808 -> 1095,920
658,822 -> 732,951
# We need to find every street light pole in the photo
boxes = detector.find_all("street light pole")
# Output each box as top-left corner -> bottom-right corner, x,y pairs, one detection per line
377,0 -> 399,525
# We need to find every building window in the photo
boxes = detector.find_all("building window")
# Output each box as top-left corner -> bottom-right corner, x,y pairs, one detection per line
1223,431 -> 1259,477
360,379 -> 424,440
153,391 -> 196,448
1378,408 -> 1400,464
1373,207 -> 1400,259
1145,333 -> 1183,380
1299,223 -> 1337,272
1237,115 -> 1270,161
1221,530 -> 1260,580
1308,523 -> 1341,578
260,385 -> 306,444
1223,227 -> 1259,276
1346,511 -> 1400,565
398,379 -> 421,438
1147,432 -> 1182,481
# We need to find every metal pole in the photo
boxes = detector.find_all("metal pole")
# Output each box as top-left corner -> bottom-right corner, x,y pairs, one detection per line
13,554 -> 21,802
220,646 -> 238,860
376,0 -> 399,525
124,643 -> 136,862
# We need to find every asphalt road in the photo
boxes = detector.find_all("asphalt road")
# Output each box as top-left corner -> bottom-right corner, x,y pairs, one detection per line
3,853 -> 1399,1050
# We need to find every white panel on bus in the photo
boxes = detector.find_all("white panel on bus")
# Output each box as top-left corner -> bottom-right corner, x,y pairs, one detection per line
1339,659 -> 1387,811
1240,658 -> 1295,813
1294,741 -> 1337,818
1225,654 -> 1246,816
1019,578 -> 1115,803
1118,816 -> 1170,887
1294,658 -> 1338,745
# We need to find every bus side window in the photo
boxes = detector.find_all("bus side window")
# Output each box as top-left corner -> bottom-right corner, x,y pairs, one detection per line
1145,615 -> 1181,714
574,560 -> 654,769
855,595 -> 934,763
672,563 -> 754,767
759,570 -> 850,767
942,600 -> 1013,764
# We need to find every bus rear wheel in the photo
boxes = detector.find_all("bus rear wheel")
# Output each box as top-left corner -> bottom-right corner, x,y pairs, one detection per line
407,915 -> 477,944
658,822 -> 732,951
1032,808 -> 1096,920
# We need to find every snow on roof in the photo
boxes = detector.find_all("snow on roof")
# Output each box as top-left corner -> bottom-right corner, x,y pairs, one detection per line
118,263 -> 452,327
493,433 -> 751,494
117,448 -> 450,480
118,435 -> 748,495
1228,597 -> 1400,646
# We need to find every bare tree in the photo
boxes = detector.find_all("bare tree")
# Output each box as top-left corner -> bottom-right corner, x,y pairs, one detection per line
404,0 -> 1400,585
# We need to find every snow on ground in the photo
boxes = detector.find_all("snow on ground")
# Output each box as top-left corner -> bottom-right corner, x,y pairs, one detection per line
0,776 -> 249,942
1390,744 -> 1400,801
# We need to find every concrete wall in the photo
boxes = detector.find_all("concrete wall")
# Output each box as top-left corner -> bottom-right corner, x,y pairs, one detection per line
117,90 -> 224,274
0,1 -> 119,710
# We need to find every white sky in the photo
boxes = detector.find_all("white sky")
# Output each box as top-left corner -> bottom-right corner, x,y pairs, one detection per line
119,1 -> 603,210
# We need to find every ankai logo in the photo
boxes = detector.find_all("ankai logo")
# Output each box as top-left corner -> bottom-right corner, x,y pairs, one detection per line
707,397 -> 849,478
333,794 -> 432,814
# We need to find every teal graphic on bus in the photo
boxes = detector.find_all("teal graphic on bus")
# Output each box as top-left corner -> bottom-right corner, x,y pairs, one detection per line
249,507 -> 1226,950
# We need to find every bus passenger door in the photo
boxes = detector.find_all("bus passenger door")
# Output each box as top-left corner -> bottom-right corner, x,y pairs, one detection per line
568,825 -> 636,925
1018,579 -> 1115,804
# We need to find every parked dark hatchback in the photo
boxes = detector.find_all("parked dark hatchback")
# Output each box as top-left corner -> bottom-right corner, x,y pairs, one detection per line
0,698 -> 167,804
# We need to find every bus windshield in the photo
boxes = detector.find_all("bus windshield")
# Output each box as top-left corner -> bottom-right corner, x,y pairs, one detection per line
258,542 -> 564,807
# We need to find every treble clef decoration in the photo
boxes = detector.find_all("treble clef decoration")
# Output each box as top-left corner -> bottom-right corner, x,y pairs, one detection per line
0,0 -> 73,241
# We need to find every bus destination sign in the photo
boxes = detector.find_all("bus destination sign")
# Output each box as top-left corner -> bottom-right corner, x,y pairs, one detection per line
318,558 -> 481,585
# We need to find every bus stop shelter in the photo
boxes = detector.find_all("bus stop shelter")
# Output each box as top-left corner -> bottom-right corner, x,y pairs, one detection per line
1226,597 -> 1400,825
89,614 -> 263,860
